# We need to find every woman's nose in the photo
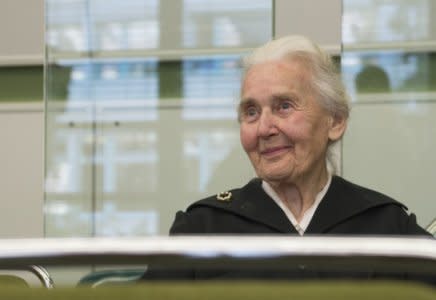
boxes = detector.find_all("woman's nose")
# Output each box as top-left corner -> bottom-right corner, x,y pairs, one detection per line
257,111 -> 278,137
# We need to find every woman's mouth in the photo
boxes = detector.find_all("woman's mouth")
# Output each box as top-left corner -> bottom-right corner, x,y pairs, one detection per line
260,146 -> 292,158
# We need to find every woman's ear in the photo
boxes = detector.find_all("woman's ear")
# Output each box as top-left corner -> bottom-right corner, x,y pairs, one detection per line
328,115 -> 347,142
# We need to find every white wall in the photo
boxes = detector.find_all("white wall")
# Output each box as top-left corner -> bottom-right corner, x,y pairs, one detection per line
0,0 -> 45,237
0,0 -> 44,65
274,0 -> 341,54
0,104 -> 44,237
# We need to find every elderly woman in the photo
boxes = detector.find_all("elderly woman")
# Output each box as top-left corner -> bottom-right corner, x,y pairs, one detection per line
170,35 -> 428,237
141,35 -> 430,281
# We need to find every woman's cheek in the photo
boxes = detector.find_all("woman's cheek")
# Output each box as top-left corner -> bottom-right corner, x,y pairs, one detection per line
240,125 -> 257,152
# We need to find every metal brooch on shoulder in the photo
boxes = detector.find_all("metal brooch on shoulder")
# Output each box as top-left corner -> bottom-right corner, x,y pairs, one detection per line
216,191 -> 232,202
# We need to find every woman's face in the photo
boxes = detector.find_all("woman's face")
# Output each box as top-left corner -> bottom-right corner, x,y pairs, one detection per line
239,59 -> 341,184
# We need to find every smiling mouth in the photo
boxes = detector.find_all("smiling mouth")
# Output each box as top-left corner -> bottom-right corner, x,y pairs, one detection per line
260,146 -> 292,157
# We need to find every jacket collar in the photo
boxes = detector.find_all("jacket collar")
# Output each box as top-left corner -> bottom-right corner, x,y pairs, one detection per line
237,179 -> 297,233
191,176 -> 402,234
191,179 -> 296,233
306,176 -> 404,233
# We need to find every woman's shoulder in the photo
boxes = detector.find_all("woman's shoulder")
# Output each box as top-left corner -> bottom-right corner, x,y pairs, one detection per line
331,175 -> 407,210
169,178 -> 263,234
320,176 -> 430,236
186,178 -> 262,212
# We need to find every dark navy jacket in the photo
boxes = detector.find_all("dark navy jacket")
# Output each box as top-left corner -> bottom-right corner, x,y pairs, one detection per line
141,176 -> 432,281
170,176 -> 428,236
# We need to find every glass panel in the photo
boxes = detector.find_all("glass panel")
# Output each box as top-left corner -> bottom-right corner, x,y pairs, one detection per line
46,0 -> 159,52
342,0 -> 436,228
45,0 -> 271,237
342,0 -> 431,44
46,0 -> 271,53
182,0 -> 272,48
343,103 -> 436,227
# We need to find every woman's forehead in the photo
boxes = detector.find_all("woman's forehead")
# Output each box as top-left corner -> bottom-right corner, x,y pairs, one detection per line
242,61 -> 312,98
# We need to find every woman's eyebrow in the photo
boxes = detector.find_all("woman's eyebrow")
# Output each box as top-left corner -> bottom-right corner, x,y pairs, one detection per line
271,92 -> 294,100
240,97 -> 255,105
238,98 -> 256,110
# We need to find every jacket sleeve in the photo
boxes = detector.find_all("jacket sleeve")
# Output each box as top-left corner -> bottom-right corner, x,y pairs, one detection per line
139,211 -> 197,281
404,212 -> 433,236
169,211 -> 194,235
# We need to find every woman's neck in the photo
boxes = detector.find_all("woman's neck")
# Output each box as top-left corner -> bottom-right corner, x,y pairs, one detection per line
268,168 -> 329,222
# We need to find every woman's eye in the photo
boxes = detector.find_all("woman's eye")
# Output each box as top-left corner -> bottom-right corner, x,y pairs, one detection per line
241,106 -> 259,121
278,101 -> 292,112
247,107 -> 257,116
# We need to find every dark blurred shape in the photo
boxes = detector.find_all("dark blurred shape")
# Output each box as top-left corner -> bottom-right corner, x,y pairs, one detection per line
355,64 -> 391,93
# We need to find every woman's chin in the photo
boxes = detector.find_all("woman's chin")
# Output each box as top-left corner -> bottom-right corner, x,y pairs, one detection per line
258,169 -> 295,184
